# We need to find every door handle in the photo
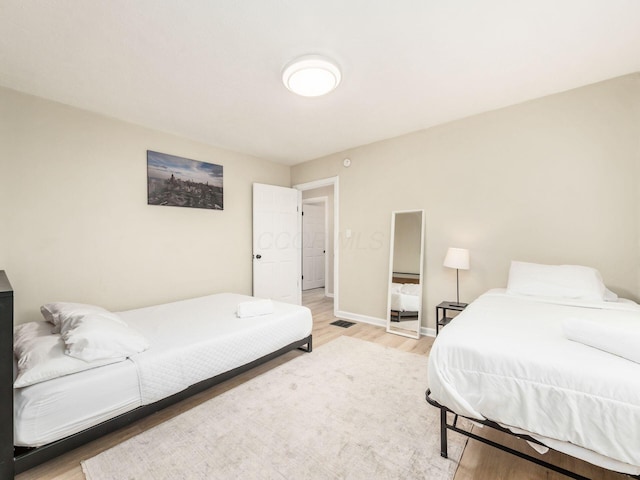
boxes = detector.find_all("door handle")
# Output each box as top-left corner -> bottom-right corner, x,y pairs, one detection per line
255,254 -> 262,259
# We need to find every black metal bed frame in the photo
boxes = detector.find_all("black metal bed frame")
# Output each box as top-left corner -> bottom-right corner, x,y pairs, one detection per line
425,389 -> 640,480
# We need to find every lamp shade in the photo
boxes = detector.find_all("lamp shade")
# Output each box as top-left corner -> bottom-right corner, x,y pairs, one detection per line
443,247 -> 470,270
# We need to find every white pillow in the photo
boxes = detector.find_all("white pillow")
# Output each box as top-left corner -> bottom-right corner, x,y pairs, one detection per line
604,288 -> 619,302
41,302 -> 125,333
13,321 -> 123,388
61,312 -> 150,362
506,261 -> 606,302
390,283 -> 403,294
563,317 -> 640,364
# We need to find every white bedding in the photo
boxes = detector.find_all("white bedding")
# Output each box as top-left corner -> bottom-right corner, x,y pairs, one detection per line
14,293 -> 312,446
390,283 -> 421,312
390,292 -> 420,312
14,359 -> 140,447
121,293 -> 312,404
428,289 -> 640,475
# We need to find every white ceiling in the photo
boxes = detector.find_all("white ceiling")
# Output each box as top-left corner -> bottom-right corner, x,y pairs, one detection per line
1,1 -> 640,165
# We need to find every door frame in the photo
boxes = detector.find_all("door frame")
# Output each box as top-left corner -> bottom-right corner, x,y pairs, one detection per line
302,196 -> 329,295
294,176 -> 339,316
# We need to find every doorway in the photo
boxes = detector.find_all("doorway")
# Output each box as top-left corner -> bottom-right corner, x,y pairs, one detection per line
294,177 -> 338,316
302,199 -> 327,292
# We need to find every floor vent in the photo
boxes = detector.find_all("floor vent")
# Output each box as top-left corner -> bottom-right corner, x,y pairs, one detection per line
330,320 -> 355,328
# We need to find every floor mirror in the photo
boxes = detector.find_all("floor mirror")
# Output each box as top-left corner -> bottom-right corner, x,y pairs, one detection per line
386,210 -> 425,339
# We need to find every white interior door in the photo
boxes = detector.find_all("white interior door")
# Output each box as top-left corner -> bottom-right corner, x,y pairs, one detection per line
302,203 -> 325,290
252,183 -> 301,304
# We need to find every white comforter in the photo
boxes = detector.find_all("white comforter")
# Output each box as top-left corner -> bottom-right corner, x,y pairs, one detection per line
390,292 -> 420,312
428,289 -> 640,474
119,293 -> 312,404
390,283 -> 421,312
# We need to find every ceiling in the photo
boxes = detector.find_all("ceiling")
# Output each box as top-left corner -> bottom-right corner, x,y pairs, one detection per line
1,1 -> 640,166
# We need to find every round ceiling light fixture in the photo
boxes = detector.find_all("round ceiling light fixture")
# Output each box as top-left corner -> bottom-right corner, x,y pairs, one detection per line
282,55 -> 341,97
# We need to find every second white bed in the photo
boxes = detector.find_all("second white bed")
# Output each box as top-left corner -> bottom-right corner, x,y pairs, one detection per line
428,289 -> 640,475
390,283 -> 421,312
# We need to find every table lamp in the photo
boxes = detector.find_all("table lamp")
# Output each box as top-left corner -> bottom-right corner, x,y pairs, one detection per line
443,247 -> 470,306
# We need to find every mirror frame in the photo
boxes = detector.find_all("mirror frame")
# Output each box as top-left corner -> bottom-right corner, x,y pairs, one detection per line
386,209 -> 425,339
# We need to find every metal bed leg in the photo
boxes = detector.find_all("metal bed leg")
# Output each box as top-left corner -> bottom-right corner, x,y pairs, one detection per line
440,407 -> 448,458
297,335 -> 312,353
425,389 -> 640,480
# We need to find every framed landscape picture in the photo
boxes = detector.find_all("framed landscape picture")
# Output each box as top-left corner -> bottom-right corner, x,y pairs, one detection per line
147,150 -> 223,210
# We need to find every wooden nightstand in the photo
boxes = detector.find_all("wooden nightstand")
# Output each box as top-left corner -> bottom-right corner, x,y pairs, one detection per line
436,301 -> 468,335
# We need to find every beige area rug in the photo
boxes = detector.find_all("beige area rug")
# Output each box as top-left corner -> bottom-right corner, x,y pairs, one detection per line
82,336 -> 467,480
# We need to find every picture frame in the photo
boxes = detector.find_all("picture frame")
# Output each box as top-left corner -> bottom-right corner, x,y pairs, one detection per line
147,150 -> 223,210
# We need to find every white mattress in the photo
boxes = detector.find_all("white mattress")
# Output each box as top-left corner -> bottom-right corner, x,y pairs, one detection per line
428,289 -> 640,475
390,292 -> 420,312
14,359 -> 140,447
14,293 -> 312,447
389,283 -> 421,312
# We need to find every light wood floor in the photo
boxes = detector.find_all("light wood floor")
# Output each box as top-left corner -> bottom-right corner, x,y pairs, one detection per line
16,289 -> 630,480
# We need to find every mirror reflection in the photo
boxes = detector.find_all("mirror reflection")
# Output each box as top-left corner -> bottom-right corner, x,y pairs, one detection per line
386,210 -> 424,339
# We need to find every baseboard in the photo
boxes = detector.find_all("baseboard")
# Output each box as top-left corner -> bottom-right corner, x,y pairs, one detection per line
325,292 -> 334,298
421,327 -> 436,338
336,311 -> 437,338
335,310 -> 386,328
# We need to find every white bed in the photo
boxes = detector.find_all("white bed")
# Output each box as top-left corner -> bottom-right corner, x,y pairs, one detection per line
390,282 -> 421,314
14,292 -> 312,447
428,288 -> 640,475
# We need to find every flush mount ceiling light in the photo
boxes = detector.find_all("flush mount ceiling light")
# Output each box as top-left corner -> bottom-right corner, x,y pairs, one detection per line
282,55 -> 341,97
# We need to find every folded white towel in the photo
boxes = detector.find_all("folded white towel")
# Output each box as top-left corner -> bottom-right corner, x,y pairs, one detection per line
562,317 -> 640,364
237,299 -> 275,318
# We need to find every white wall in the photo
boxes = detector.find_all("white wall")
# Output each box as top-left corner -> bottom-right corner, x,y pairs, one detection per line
291,74 -> 640,330
3,74 -> 639,329
0,87 -> 290,324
